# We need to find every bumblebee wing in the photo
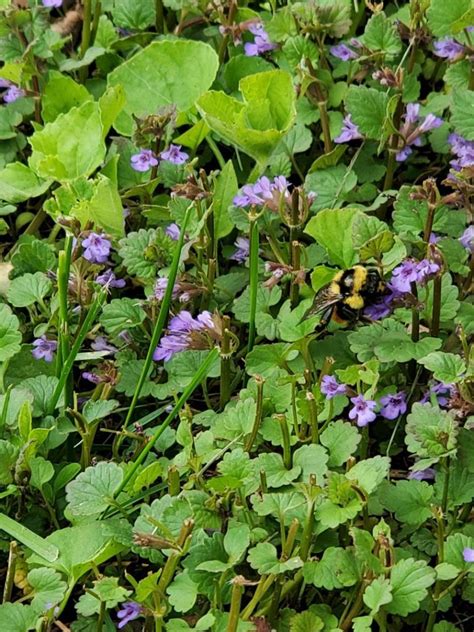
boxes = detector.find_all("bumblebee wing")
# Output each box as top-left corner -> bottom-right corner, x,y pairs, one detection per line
304,286 -> 342,318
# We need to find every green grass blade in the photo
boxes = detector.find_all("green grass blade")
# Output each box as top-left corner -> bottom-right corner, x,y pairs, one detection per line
248,219 -> 259,353
0,512 -> 59,562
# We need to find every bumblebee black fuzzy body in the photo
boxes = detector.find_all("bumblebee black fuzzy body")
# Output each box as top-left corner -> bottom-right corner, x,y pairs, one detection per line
307,265 -> 385,328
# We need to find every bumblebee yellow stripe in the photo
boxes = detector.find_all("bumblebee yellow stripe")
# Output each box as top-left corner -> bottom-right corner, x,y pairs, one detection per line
345,294 -> 365,309
352,265 -> 367,293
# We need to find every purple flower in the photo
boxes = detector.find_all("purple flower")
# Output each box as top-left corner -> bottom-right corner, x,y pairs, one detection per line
349,395 -> 377,427
3,85 -> 25,103
421,381 -> 455,407
82,371 -> 102,384
459,226 -> 474,253
330,43 -> 359,61
405,103 -> 420,125
418,113 -> 443,134
416,259 -> 440,283
91,336 -> 117,354
408,468 -> 436,481
363,295 -> 394,320
233,176 -> 282,208
334,115 -> 363,144
117,602 -> 142,629
448,134 -> 474,170
82,233 -> 111,264
320,375 -> 347,399
42,0 -> 63,6
130,149 -> 158,172
160,144 -> 189,165
96,269 -> 126,289
379,392 -> 407,420
463,548 -> 474,563
244,23 -> 276,56
396,145 -> 413,162
230,237 -> 250,263
154,277 -> 180,301
0,79 -> 11,88
390,260 -> 420,293
433,38 -> 465,60
153,310 -> 215,362
165,223 -> 180,240
32,336 -> 57,363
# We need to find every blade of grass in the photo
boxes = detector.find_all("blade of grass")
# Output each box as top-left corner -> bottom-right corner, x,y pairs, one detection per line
111,347 -> 219,501
248,218 -> 259,354
0,513 -> 59,562
47,288 -> 107,415
122,207 -> 192,430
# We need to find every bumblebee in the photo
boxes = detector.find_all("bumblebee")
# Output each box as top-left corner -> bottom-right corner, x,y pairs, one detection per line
306,265 -> 385,328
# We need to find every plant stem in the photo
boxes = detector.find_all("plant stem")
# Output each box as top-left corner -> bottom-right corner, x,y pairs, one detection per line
275,414 -> 292,469
410,282 -> 420,343
245,375 -> 265,452
383,98 -> 404,191
290,240 -> 300,308
220,316 -> 233,410
227,579 -> 244,632
430,276 -> 442,337
248,219 -> 259,354
122,208 -> 191,430
2,540 -> 17,603
111,348 -> 219,500
47,289 -> 107,415
80,0 -> 92,60
155,0 -> 165,33
306,391 -> 319,443
299,497 -> 316,561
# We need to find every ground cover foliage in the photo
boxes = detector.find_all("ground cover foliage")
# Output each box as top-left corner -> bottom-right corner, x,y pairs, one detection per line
0,0 -> 473,630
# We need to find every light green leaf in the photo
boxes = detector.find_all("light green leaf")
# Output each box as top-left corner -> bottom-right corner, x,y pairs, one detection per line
246,342 -> 298,378
29,457 -> 54,491
72,174 -> 125,237
100,298 -> 145,336
29,101 -> 106,181
114,0 -> 155,30
303,547 -> 359,589
0,603 -> 38,632
346,86 -> 389,140
289,611 -> 324,632
321,421 -> 361,468
304,164 -> 357,211
363,577 -> 392,614
213,161 -> 237,239
426,0 -> 472,36
444,532 -> 474,571
0,162 -> 51,204
0,440 -> 18,485
346,456 -> 390,494
6,272 -> 52,308
167,571 -> 198,613
435,563 -> 460,581
108,40 -> 218,135
197,70 -> 296,164
132,461 -> 162,493
0,304 -> 21,363
256,453 -> 301,488
292,444 -> 328,483
451,89 -> 474,141
0,512 -> 59,561
362,12 -> 401,55
41,71 -> 92,122
305,207 -> 359,268
419,351 -> 466,383
28,568 -> 67,611
247,542 -> 303,575
380,480 -> 434,525
386,558 -> 436,616
65,462 -> 124,517
76,576 -> 131,616
224,523 -> 251,563
405,403 -> 458,461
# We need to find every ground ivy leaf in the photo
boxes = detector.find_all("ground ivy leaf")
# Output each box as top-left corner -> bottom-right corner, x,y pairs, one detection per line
256,453 -> 301,488
289,610 -> 324,632
118,228 -> 173,278
251,492 -> 307,526
363,577 -> 393,614
29,101 -> 106,181
321,421 -> 361,467
76,576 -> 131,616
247,542 -> 303,575
345,86 -> 389,140
362,12 -> 401,56
444,533 -> 474,571
420,273 -> 460,323
99,298 -> 145,336
10,238 -> 57,276
303,547 -> 359,589
434,460 -> 474,508
246,343 -> 299,378
427,0 -> 472,37
167,571 -> 199,614
7,272 -> 52,308
304,207 -> 359,268
386,558 -> 436,616
435,563 -> 460,581
233,285 -> 281,323
352,616 -> 373,632
65,462 -> 124,517
419,351 -> 466,383
0,162 -> 51,204
346,456 -> 390,495
27,568 -> 67,611
405,403 -> 458,461
293,444 -> 328,484
379,480 -> 434,525
213,161 -> 237,239
304,165 -> 357,212
0,603 -> 38,632
316,473 -> 362,528
0,303 -> 21,363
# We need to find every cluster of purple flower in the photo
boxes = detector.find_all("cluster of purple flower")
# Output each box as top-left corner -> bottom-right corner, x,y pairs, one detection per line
395,103 -> 443,162
233,175 -> 290,208
117,602 -> 142,629
334,115 -> 363,144
433,38 -> 466,61
230,236 -> 250,263
320,375 -> 407,427
82,232 -> 111,264
32,336 -> 57,363
459,226 -> 474,253
448,133 -> 474,172
0,79 -> 25,103
330,39 -> 362,61
130,145 -> 189,172
153,310 -> 215,362
154,277 -> 191,303
244,23 -> 276,57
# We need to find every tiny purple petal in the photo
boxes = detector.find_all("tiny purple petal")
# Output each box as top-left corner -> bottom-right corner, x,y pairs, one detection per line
349,394 -> 377,427
390,260 -> 419,293
334,115 -> 363,144
96,269 -> 126,288
230,236 -> 250,263
418,113 -> 443,133
459,226 -> 474,253
32,336 -> 57,363
433,38 -> 465,60
160,144 -> 189,165
82,371 -> 102,384
244,23 -> 276,56
379,392 -> 407,420
405,103 -> 420,125
165,223 -> 180,241
91,336 -> 117,354
320,375 -> 347,399
463,548 -> 474,563
395,145 -> 413,162
130,149 -> 158,172
3,86 -> 25,103
82,233 -> 111,264
117,602 -> 142,629
330,43 -> 358,61
42,0 -> 63,6
408,468 -> 436,481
